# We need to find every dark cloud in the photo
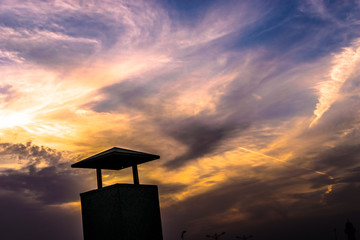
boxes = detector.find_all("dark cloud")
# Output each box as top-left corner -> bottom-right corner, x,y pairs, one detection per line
162,117 -> 249,168
0,142 -> 61,164
158,182 -> 187,195
24,41 -> 99,68
0,1 -> 169,68
0,165 -> 79,205
316,144 -> 360,170
340,167 -> 360,184
162,169 -> 360,240
0,5 -> 42,29
0,85 -> 13,94
50,11 -> 122,48
0,84 -> 16,102
220,80 -> 308,122
0,142 -> 92,202
0,6 -> 101,68
85,80 -> 157,113
0,142 -> 91,240
0,190 -> 82,240
0,6 -> 104,68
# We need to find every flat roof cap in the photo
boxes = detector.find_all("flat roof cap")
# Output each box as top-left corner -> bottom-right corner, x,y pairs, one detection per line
71,147 -> 160,170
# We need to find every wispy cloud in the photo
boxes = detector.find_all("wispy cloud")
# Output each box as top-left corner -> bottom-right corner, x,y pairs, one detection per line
310,39 -> 360,127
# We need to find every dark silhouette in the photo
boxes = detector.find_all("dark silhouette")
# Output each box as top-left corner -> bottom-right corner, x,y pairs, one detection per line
236,234 -> 253,240
334,228 -> 338,240
206,232 -> 226,240
181,230 -> 187,240
72,147 -> 163,240
345,220 -> 356,240
71,147 -> 159,188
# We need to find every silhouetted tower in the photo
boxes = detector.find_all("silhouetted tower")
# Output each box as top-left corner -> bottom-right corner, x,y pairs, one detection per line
181,230 -> 187,240
72,147 -> 163,240
334,228 -> 338,240
345,220 -> 356,240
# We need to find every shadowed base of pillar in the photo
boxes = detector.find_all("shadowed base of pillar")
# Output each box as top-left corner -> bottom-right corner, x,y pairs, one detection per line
80,184 -> 163,240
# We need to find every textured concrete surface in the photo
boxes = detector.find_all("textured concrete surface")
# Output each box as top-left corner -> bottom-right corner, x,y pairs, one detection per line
80,184 -> 163,240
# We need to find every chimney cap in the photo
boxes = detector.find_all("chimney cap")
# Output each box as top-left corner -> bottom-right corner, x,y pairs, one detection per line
71,147 -> 160,170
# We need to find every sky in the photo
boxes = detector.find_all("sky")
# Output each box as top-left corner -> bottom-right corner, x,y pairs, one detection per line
0,0 -> 360,239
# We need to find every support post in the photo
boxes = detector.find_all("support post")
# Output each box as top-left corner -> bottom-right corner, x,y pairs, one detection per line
97,168 -> 102,189
132,165 -> 139,185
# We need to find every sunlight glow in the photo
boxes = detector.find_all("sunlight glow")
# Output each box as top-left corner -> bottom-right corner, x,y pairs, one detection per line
0,111 -> 32,129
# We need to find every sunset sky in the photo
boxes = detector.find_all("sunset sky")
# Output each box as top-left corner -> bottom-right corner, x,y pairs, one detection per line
1,0 -> 360,239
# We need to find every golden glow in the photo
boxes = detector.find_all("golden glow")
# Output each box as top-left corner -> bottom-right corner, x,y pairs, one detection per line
0,111 -> 32,128
49,201 -> 81,212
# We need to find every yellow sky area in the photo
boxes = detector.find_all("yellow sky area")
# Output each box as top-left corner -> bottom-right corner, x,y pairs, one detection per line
95,146 -> 281,208
0,90 -> 334,209
0,108 -> 138,154
128,143 -> 312,207
0,50 -> 174,147
67,49 -> 175,89
167,118 -> 336,205
48,201 -> 82,212
257,118 -> 336,195
264,117 -> 335,162
261,114 -> 341,160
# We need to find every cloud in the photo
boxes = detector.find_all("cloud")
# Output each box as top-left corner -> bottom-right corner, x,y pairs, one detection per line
0,84 -> 17,104
0,142 -> 92,205
0,24 -> 100,68
85,79 -> 157,113
310,39 -> 360,127
162,117 -> 249,168
84,48 -> 322,169
85,75 -> 252,169
0,49 -> 25,64
0,0 -> 170,68
0,142 -> 61,165
161,170 -> 360,240
0,190 -> 82,240
0,142 -> 89,240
